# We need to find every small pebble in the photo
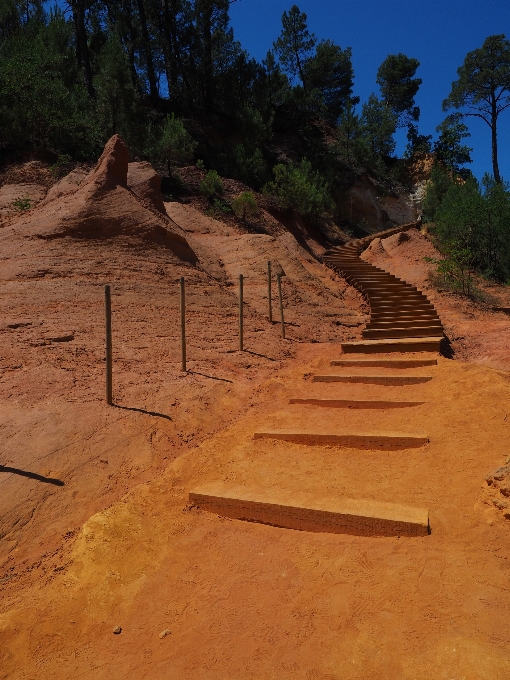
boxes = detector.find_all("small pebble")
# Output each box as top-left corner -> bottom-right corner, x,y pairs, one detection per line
113,626 -> 122,635
159,629 -> 171,639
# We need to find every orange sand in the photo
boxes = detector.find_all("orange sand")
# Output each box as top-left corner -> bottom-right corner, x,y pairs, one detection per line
1,344 -> 510,679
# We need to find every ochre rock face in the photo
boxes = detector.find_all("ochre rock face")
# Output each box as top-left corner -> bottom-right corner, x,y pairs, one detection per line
86,133 -> 129,190
13,135 -> 193,258
127,161 -> 167,215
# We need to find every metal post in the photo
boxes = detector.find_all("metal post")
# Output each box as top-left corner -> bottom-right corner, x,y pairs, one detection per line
239,274 -> 244,351
179,277 -> 186,372
267,260 -> 273,323
277,273 -> 285,339
104,285 -> 112,405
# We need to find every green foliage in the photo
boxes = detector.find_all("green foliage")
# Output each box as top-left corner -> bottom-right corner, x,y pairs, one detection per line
302,40 -> 355,122
263,158 -> 333,217
422,164 -> 454,223
259,50 -> 290,111
227,145 -> 269,189
273,5 -> 316,88
443,34 -> 510,183
94,34 -> 139,144
196,159 -> 205,169
431,174 -> 510,280
433,113 -> 473,175
155,114 -> 197,173
360,94 -> 397,157
337,101 -> 363,166
12,196 -> 32,211
376,53 -> 421,126
232,191 -> 258,221
425,241 -> 475,296
0,10 -> 99,157
212,197 -> 231,213
50,153 -> 73,178
200,170 -> 224,198
404,124 -> 432,158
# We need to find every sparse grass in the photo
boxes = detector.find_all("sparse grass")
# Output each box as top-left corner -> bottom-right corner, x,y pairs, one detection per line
427,268 -> 500,307
12,196 -> 32,211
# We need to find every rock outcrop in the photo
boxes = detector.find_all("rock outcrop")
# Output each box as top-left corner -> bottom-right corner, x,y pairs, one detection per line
127,161 -> 167,215
14,135 -> 195,260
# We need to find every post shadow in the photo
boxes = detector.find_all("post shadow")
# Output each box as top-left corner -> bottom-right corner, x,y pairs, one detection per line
188,370 -> 233,384
112,404 -> 173,420
0,466 -> 65,486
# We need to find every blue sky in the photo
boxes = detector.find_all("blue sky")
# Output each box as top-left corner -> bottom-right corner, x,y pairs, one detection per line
229,0 -> 510,181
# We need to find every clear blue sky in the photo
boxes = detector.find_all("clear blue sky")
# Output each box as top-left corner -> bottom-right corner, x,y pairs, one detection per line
229,0 -> 510,182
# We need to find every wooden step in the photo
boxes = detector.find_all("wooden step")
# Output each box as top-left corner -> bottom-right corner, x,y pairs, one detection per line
313,374 -> 432,385
362,327 -> 443,339
253,429 -> 429,449
289,398 -> 426,408
367,319 -> 441,329
367,295 -> 428,302
370,313 -> 438,320
371,302 -> 434,308
330,358 -> 437,367
341,337 -> 443,353
189,483 -> 430,537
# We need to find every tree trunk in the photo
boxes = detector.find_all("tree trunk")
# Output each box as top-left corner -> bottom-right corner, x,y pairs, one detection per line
201,0 -> 213,113
162,0 -> 176,94
123,0 -> 142,93
71,0 -> 95,99
161,0 -> 192,106
136,0 -> 159,100
296,53 -> 307,92
491,94 -> 501,183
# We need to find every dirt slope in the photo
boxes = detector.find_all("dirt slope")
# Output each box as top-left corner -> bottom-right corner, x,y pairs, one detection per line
0,138 -> 364,594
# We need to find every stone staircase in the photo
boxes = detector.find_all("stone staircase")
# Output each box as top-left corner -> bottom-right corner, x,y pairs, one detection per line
323,223 -> 444,353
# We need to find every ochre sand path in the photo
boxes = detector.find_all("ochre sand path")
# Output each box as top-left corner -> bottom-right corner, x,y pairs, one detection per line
1,344 -> 509,679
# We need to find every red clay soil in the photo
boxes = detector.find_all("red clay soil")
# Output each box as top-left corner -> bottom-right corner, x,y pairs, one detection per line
362,229 -> 510,371
1,141 -> 510,679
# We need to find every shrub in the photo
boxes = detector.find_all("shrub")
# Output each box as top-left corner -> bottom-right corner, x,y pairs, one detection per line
200,170 -> 224,198
263,158 -> 333,217
232,191 -> 258,221
156,114 -> 197,174
50,154 -> 73,178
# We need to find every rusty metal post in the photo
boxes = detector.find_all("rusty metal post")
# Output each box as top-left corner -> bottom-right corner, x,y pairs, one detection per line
239,274 -> 244,351
104,285 -> 112,404
180,277 -> 186,371
277,273 -> 285,339
267,260 -> 273,322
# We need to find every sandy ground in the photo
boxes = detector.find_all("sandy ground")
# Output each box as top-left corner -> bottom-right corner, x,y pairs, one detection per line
1,344 -> 510,679
1,156 -> 510,678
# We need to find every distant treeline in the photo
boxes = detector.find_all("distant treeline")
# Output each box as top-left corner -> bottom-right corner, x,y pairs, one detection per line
1,1 -> 509,277
0,3 -> 472,183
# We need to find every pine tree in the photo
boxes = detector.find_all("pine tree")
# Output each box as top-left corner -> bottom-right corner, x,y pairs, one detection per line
273,4 -> 316,91
443,34 -> 510,183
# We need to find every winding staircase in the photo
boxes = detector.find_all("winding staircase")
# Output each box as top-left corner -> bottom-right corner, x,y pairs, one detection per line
323,223 -> 444,353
